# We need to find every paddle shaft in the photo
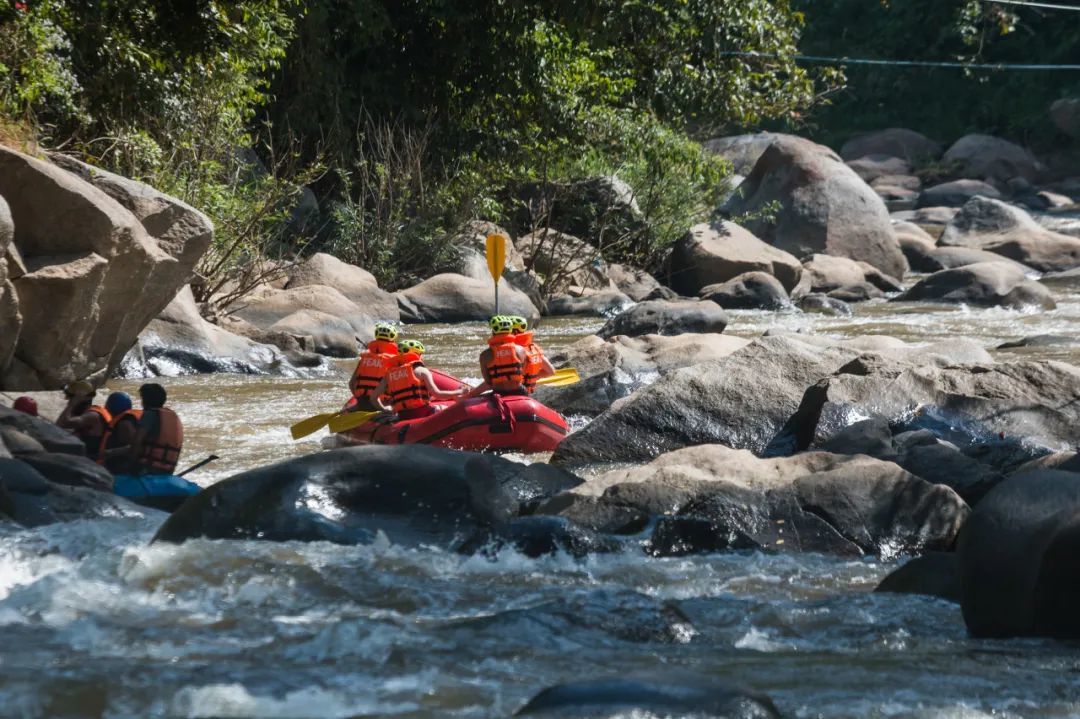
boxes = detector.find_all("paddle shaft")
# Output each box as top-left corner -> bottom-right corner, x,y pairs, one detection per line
177,454 -> 220,477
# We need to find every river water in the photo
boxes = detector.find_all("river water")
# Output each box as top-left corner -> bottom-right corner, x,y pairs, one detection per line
5,283 -> 1080,718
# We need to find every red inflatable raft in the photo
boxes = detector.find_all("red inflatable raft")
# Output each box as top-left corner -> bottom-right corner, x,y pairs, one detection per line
339,370 -> 568,453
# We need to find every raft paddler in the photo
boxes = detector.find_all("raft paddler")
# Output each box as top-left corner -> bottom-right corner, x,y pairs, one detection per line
56,380 -> 110,462
464,315 -> 530,398
127,383 -> 184,476
98,391 -> 142,475
509,315 -> 555,394
371,339 -> 465,420
349,322 -> 400,411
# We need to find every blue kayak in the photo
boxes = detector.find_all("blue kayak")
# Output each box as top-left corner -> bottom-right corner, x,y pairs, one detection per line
114,474 -> 200,512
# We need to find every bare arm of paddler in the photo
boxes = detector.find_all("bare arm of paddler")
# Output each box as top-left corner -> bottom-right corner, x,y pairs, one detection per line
415,365 -> 465,399
539,353 -> 556,379
56,392 -> 104,436
370,375 -> 392,412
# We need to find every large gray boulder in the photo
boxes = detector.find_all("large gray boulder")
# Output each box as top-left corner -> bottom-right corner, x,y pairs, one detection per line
553,445 -> 968,557
128,286 -> 319,377
724,135 -> 908,279
917,180 -> 1001,209
607,263 -> 671,302
0,148 -> 213,389
397,273 -> 540,323
702,132 -> 784,174
894,262 -> 1056,309
801,253 -> 903,293
902,245 -> 1035,274
285,252 -> 399,319
841,128 -> 942,162
669,220 -> 802,295
846,155 -> 911,183
0,457 -> 153,527
1051,98 -> 1080,141
943,134 -> 1044,183
0,404 -> 85,455
551,335 -> 864,465
535,333 -> 749,417
545,289 -> 633,318
959,470 -> 1080,639
596,299 -> 728,339
233,283 -> 384,341
938,196 -> 1080,272
153,445 -> 581,548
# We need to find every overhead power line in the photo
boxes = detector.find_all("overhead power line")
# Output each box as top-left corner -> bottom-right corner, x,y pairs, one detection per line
980,0 -> 1080,11
720,51 -> 1080,71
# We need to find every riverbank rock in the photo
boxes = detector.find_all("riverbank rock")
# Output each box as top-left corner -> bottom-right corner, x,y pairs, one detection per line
699,272 -> 791,310
938,196 -> 1080,272
516,229 -> 611,294
703,132 -> 784,175
669,220 -> 802,295
902,244 -> 1035,274
397,273 -> 540,323
847,155 -> 911,184
724,135 -> 908,279
607,263 -> 670,302
127,286 -> 321,377
596,299 -> 728,339
153,446 -> 582,547
516,677 -> 781,718
546,289 -> 632,317
285,253 -> 399,319
894,262 -> 1055,309
0,405 -> 85,455
841,128 -> 942,162
0,196 -> 20,376
797,293 -> 852,316
549,445 -> 968,557
917,180 -> 1001,209
943,134 -> 1043,184
535,333 -> 750,417
959,470 -> 1080,638
0,457 -> 152,527
0,148 -> 213,389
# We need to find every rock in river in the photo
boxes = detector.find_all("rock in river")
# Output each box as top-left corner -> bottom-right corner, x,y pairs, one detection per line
153,446 -> 582,548
397,273 -> 540,323
894,262 -> 1055,309
668,220 -> 802,295
596,299 -> 728,339
959,469 -> 1080,639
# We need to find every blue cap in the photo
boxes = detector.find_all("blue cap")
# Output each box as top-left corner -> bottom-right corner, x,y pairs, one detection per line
105,391 -> 133,416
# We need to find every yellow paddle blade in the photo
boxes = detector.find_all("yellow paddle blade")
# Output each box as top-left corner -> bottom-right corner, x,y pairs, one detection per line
486,233 -> 507,283
290,413 -> 337,440
327,410 -> 382,434
537,368 -> 581,387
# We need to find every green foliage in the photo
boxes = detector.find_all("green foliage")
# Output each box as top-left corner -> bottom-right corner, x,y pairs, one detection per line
796,0 -> 1080,145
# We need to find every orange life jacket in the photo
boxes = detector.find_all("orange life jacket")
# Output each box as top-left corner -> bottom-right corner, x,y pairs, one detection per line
386,353 -> 430,412
76,405 -> 111,460
487,334 -> 525,393
351,339 -> 399,398
515,331 -> 545,394
138,407 -> 184,475
98,409 -> 143,470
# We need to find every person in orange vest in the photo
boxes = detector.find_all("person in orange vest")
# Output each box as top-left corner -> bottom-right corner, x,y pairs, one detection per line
349,322 -> 400,411
509,315 -> 555,393
98,391 -> 142,475
128,383 -> 184,475
371,339 -> 465,420
56,380 -> 111,462
465,315 -> 530,398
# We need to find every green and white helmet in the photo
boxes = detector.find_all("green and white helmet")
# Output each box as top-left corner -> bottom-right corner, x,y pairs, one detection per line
488,315 -> 514,335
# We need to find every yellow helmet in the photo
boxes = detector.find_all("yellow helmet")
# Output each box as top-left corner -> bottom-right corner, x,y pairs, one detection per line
509,315 -> 528,333
397,339 -> 425,355
62,380 -> 94,398
489,315 -> 514,335
374,322 -> 398,341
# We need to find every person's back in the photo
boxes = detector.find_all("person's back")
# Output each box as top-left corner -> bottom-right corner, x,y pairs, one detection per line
349,323 -> 400,411
372,339 -> 465,420
509,315 -> 554,394
484,316 -> 527,396
99,392 -> 142,475
131,383 -> 184,475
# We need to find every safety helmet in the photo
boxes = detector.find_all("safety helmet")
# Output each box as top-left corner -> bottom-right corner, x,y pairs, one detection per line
12,396 -> 38,416
374,322 -> 399,341
509,315 -> 528,333
489,315 -> 514,335
397,339 -> 425,355
105,391 -> 133,416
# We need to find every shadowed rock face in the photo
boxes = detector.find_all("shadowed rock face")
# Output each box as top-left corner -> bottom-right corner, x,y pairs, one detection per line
0,148 -> 212,389
0,457 -> 151,527
597,299 -> 729,339
152,445 -> 583,550
959,470 -> 1080,639
894,262 -> 1055,310
516,677 -> 781,718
